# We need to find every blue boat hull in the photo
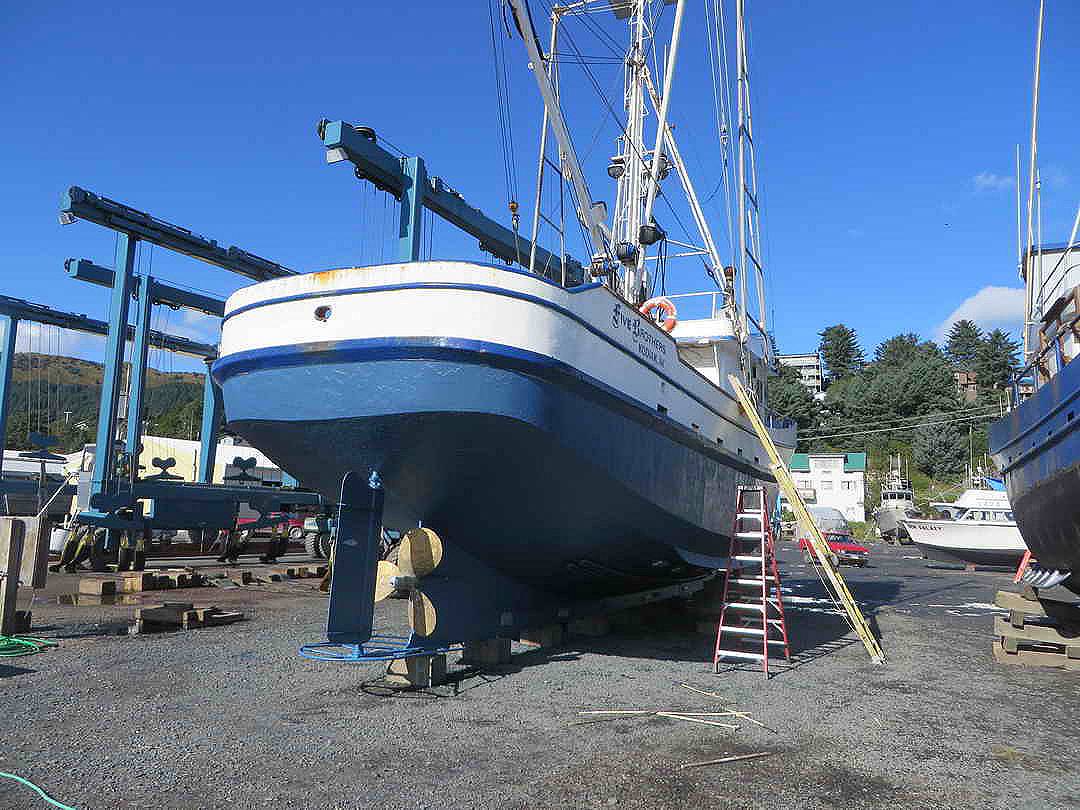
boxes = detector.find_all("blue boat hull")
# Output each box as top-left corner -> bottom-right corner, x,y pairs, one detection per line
990,356 -> 1080,590
213,338 -> 773,599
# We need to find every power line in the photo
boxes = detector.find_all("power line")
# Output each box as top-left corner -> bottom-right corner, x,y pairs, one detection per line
803,411 -> 998,442
813,405 -> 1001,433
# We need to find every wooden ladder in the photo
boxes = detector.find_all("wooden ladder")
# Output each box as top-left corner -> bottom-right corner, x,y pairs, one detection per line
713,486 -> 791,678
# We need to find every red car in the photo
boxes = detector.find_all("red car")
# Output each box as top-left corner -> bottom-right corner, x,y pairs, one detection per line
798,532 -> 869,567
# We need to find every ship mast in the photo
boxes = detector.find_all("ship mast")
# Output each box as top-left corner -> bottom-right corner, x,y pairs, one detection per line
510,0 -> 770,374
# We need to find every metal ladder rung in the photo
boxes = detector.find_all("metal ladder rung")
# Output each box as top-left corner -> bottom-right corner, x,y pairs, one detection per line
736,512 -> 763,519
731,555 -> 763,562
734,532 -> 764,539
716,649 -> 764,661
725,602 -> 766,611
728,577 -> 767,586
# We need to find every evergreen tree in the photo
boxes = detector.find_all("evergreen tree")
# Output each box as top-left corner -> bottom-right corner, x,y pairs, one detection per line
818,324 -> 864,384
975,329 -> 1020,390
873,333 -> 921,367
912,418 -> 967,478
767,366 -> 820,450
944,319 -> 983,369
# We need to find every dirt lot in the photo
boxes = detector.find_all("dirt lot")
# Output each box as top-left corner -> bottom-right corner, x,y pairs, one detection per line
2,543 -> 1078,809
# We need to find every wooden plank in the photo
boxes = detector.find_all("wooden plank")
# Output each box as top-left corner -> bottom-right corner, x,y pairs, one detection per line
993,641 -> 1080,671
995,589 -> 1080,622
995,616 -> 1080,647
0,518 -> 26,635
18,517 -> 49,590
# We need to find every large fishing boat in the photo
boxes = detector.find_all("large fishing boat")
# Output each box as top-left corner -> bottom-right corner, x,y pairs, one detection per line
213,0 -> 796,644
988,3 -> 1080,594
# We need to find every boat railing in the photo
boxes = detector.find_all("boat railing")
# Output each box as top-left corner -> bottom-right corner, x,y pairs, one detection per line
1008,296 -> 1080,407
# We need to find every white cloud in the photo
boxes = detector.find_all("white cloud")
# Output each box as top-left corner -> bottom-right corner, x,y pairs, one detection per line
934,286 -> 1025,342
174,309 -> 221,344
973,172 -> 1014,192
14,322 -> 99,360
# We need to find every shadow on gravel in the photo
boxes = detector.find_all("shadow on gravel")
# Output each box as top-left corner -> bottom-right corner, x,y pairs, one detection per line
0,663 -> 36,679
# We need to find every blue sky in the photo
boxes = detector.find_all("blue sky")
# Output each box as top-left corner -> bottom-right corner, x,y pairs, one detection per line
1,0 -> 1076,373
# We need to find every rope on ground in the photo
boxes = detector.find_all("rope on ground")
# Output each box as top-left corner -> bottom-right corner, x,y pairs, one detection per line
0,634 -> 57,658
0,771 -> 78,810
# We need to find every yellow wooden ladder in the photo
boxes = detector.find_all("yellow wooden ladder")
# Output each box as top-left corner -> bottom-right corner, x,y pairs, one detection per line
727,374 -> 886,665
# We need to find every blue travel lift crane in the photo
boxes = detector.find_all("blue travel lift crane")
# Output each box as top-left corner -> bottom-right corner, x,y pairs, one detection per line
0,187 -> 326,572
0,292 -> 217,499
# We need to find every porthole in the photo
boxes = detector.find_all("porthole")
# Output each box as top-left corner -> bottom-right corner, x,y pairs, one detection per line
314,305 -> 332,322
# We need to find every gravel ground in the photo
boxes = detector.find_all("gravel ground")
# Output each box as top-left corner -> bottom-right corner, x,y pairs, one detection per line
2,543 -> 1078,810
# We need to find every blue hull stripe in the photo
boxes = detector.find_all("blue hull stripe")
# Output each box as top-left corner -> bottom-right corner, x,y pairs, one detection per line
213,336 -> 771,477
220,279 -> 752,419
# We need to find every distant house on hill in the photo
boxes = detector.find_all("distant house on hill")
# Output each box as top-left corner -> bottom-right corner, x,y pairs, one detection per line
786,452 -> 866,522
777,352 -> 824,395
953,369 -> 978,403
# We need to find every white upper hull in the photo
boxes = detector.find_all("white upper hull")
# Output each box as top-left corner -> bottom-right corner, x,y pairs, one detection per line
219,262 -> 796,474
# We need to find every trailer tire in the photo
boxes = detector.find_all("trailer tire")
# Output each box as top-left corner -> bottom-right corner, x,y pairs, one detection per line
316,532 -> 333,560
304,533 -> 320,559
289,526 -> 304,541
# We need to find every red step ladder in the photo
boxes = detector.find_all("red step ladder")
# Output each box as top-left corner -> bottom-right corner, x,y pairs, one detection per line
713,486 -> 791,677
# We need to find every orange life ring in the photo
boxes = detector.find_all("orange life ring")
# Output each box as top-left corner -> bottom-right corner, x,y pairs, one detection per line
638,297 -> 677,333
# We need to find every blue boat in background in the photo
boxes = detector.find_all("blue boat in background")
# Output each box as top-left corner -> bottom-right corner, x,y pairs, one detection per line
990,241 -> 1080,593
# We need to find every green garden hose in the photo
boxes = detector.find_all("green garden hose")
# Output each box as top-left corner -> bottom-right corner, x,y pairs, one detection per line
0,771 -> 77,809
0,634 -> 57,657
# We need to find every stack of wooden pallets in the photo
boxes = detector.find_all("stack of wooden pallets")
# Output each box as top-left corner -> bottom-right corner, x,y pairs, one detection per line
993,589 -> 1080,671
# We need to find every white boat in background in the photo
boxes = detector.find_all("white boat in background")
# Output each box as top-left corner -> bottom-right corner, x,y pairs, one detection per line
872,455 -> 917,541
902,488 -> 1027,566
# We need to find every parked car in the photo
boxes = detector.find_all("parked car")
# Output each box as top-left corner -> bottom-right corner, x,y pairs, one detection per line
796,506 -> 869,567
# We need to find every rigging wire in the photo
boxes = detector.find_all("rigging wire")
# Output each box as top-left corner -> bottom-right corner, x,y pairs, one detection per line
489,0 -> 520,218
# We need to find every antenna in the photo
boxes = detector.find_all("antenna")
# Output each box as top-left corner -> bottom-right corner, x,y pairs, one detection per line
1022,0 -> 1044,363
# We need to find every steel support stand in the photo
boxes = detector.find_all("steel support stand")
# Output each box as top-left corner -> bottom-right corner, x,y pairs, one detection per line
197,360 -> 223,484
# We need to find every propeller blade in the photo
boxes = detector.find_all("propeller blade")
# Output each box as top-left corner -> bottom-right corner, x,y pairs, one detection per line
374,560 -> 401,602
409,591 -> 437,637
399,528 -> 444,578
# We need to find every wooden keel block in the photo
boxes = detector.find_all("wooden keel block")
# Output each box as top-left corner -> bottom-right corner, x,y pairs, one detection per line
121,573 -> 157,593
993,641 -> 1080,671
385,654 -> 447,688
520,623 -> 564,649
569,615 -> 611,637
230,571 -> 254,586
78,578 -> 118,596
461,638 -> 511,667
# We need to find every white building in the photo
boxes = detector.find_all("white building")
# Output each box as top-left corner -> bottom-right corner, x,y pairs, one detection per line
777,352 -> 824,395
787,452 -> 866,523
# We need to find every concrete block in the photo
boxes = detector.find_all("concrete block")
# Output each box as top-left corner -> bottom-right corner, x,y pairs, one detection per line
462,637 -> 512,667
520,623 -> 564,649
385,654 -> 447,688
569,615 -> 611,637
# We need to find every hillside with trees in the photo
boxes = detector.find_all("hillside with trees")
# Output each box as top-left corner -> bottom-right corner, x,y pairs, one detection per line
5,354 -> 204,452
768,320 -> 1021,512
